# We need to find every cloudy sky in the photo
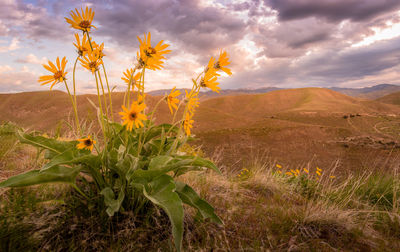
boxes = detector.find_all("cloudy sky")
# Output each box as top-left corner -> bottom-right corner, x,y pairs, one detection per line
1,0 -> 400,93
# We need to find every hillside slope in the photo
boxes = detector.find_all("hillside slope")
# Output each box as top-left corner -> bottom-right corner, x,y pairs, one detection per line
376,91 -> 400,105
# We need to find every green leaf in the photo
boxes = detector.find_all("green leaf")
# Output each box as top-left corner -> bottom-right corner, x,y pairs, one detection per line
41,149 -> 99,171
175,181 -> 223,224
174,156 -> 221,174
148,155 -> 173,170
100,187 -> 125,216
133,175 -> 184,252
17,131 -> 77,158
0,165 -> 82,188
144,124 -> 178,142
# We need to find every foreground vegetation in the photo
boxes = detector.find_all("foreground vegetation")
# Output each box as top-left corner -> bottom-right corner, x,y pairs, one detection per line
1,123 -> 400,251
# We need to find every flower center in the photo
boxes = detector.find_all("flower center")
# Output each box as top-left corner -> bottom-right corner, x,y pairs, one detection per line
214,61 -> 221,69
53,71 -> 63,80
84,139 -> 92,146
129,112 -> 137,120
145,47 -> 157,57
79,20 -> 91,29
200,78 -> 206,87
89,61 -> 98,70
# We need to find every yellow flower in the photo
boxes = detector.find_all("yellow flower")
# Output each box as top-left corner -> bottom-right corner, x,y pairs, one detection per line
167,87 -> 181,114
92,41 -> 105,61
295,169 -> 300,174
285,172 -> 293,176
73,33 -> 90,57
214,50 -> 232,75
79,50 -> 101,73
329,176 -> 336,179
119,102 -> 147,131
122,69 -> 141,90
183,113 -> 194,136
277,170 -> 282,174
65,6 -> 96,32
200,57 -> 220,93
137,93 -> 146,104
137,32 -> 171,70
276,164 -> 282,169
303,168 -> 309,174
76,135 -> 96,151
38,57 -> 68,89
185,90 -> 200,115
316,167 -> 322,172
316,171 -> 321,176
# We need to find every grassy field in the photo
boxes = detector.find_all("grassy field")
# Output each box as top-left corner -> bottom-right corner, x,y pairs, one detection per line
1,88 -> 400,250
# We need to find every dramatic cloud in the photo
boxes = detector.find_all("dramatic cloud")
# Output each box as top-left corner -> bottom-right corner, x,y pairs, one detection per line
1,0 -> 400,93
267,0 -> 400,22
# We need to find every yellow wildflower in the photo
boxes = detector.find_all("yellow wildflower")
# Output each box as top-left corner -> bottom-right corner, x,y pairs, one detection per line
76,135 -> 96,151
316,167 -> 322,172
92,41 -> 105,61
316,170 -> 321,176
65,6 -> 96,32
79,50 -> 101,73
183,113 -> 194,136
214,50 -> 232,75
185,90 -> 200,115
137,32 -> 171,70
122,69 -> 141,90
200,57 -> 220,93
73,33 -> 90,57
137,93 -> 146,104
303,168 -> 309,174
285,172 -> 293,176
276,164 -> 282,169
38,57 -> 68,89
329,176 -> 336,179
119,102 -> 147,131
167,87 -> 181,114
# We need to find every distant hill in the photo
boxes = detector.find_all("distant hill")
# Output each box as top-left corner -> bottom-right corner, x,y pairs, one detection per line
147,87 -> 283,99
329,84 -> 400,99
200,87 -> 399,120
0,88 -> 399,132
147,84 -> 400,100
376,91 -> 400,105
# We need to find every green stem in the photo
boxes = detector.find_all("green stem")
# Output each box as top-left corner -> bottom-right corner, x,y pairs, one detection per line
149,96 -> 166,124
97,71 -> 109,122
94,73 -> 106,141
72,56 -> 79,118
63,80 -> 81,135
71,183 -> 90,200
102,64 -> 114,122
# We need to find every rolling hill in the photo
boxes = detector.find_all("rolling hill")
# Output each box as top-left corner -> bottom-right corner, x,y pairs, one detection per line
1,88 -> 399,172
375,91 -> 400,105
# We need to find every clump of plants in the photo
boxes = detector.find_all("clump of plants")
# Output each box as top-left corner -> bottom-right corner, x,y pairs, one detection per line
0,6 -> 233,251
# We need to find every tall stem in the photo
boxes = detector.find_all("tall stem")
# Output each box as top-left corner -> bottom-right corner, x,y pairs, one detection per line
102,64 -> 114,122
72,56 -> 79,115
97,71 -> 109,121
94,73 -> 106,141
63,80 -> 81,135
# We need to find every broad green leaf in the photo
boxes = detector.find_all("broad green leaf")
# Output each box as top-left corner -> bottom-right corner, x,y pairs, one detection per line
174,156 -> 221,174
17,131 -> 76,158
41,149 -> 99,171
148,155 -> 173,170
144,124 -> 178,142
175,181 -> 223,224
133,175 -> 184,252
114,153 -> 139,182
0,165 -> 82,188
100,187 -> 125,216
